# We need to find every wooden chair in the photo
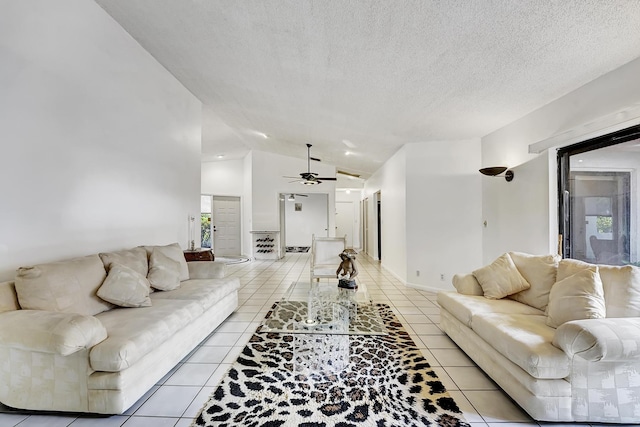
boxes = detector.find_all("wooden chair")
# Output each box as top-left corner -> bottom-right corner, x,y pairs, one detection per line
310,234 -> 346,282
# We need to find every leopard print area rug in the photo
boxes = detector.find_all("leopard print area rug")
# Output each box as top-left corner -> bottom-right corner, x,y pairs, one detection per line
193,304 -> 470,427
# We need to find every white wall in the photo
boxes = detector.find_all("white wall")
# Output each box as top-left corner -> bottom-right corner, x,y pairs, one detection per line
481,57 -> 640,262
250,150 -> 336,232
0,0 -> 201,281
482,151 -> 557,263
405,140 -> 483,290
364,147 -> 407,281
201,158 -> 244,196
284,193 -> 329,246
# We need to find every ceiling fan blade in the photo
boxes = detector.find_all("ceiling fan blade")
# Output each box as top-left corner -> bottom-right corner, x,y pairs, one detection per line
316,177 -> 337,181
310,157 -> 321,162
294,193 -> 309,197
283,176 -> 300,178
288,179 -> 303,183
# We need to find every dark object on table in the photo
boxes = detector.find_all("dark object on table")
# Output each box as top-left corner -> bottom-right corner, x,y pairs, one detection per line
184,248 -> 214,262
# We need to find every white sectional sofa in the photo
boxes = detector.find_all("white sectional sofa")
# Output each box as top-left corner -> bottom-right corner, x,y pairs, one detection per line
0,243 -> 240,414
437,252 -> 640,423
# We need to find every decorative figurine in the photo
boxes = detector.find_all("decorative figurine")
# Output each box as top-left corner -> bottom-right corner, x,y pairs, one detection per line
336,250 -> 358,289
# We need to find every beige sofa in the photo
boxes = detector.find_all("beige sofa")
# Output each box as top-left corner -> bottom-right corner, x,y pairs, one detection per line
0,243 -> 240,414
438,252 -> 640,423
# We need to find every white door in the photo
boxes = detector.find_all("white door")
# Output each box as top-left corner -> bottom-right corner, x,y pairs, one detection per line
212,196 -> 241,256
336,201 -> 354,248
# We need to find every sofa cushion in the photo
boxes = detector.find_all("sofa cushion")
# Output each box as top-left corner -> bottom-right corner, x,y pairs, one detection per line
97,264 -> 152,308
598,264 -> 640,318
473,313 -> 570,379
91,298 -> 204,371
473,253 -> 530,299
15,255 -> 113,316
147,250 -> 181,291
99,247 -> 148,277
546,266 -> 606,328
508,252 -> 560,311
142,243 -> 189,281
437,291 -> 543,328
151,277 -> 240,311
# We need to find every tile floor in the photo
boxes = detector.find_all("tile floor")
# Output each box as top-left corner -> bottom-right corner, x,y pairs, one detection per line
0,253 -> 625,426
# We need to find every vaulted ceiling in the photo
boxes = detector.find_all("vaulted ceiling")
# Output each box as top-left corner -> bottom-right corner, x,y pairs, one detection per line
95,0 -> 640,178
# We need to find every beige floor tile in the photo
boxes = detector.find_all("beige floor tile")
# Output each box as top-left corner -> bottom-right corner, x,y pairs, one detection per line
463,390 -> 533,423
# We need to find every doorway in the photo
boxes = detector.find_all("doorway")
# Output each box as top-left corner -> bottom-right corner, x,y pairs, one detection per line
558,125 -> 640,265
201,195 -> 241,256
336,201 -> 355,248
375,191 -> 382,261
280,193 -> 329,247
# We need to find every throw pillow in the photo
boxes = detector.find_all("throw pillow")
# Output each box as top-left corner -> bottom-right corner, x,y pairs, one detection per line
97,263 -> 151,308
598,264 -> 640,318
556,258 -> 593,282
452,274 -> 484,296
147,250 -> 181,291
99,247 -> 148,277
546,266 -> 606,328
472,253 -> 531,299
508,252 -> 560,311
141,243 -> 189,281
15,254 -> 113,316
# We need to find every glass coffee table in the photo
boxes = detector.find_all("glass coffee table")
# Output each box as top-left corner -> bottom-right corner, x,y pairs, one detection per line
259,281 -> 387,336
258,281 -> 387,372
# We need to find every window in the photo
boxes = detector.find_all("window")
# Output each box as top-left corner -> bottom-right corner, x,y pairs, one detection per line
558,125 -> 640,265
201,195 -> 212,249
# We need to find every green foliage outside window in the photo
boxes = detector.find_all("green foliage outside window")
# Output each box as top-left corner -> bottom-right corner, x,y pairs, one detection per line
596,216 -> 612,234
201,214 -> 212,248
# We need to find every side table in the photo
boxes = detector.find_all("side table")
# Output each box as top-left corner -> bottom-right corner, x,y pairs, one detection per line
183,248 -> 214,262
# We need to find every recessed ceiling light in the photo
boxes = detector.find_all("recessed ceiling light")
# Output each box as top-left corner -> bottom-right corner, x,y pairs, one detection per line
217,155 -> 225,159
345,151 -> 351,156
346,190 -> 351,194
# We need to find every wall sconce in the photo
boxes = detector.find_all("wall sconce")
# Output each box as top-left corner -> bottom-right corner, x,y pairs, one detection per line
479,166 -> 514,182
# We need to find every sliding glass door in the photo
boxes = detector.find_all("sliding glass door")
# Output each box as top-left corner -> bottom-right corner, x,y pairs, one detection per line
558,125 -> 640,265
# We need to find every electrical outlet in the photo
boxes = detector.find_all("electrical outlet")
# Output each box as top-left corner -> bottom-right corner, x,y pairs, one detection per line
440,274 -> 445,281
416,270 -> 420,277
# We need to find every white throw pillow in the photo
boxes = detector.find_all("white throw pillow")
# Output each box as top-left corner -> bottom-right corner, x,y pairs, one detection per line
15,254 -> 113,316
147,250 -> 181,291
97,263 -> 151,308
142,243 -> 189,281
546,266 -> 606,328
99,247 -> 148,277
508,252 -> 560,311
472,253 -> 531,299
452,274 -> 484,296
556,258 -> 593,282
598,264 -> 640,318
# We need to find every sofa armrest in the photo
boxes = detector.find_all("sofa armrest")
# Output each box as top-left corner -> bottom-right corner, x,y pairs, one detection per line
0,310 -> 107,356
553,318 -> 640,362
187,261 -> 226,279
452,273 -> 484,296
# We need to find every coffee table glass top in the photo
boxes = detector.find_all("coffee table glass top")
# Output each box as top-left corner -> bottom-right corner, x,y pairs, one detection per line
257,281 -> 387,336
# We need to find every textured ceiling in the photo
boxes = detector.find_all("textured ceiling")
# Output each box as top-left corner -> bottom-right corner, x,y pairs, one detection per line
95,0 -> 640,178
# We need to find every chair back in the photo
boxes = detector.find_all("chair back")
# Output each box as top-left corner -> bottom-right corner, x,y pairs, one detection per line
311,234 -> 346,268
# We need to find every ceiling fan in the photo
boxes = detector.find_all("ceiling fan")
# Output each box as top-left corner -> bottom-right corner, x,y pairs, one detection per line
286,193 -> 308,201
284,144 -> 337,185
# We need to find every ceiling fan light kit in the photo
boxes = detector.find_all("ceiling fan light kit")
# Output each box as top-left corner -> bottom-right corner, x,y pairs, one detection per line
479,166 -> 514,182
